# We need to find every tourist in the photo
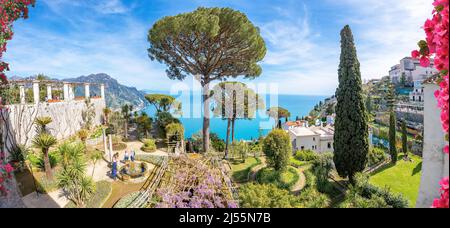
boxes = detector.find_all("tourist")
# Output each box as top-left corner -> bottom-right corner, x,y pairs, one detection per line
130,149 -> 135,162
124,150 -> 129,162
111,156 -> 118,180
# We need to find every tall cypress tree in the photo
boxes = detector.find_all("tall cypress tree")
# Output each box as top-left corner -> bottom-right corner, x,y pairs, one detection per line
333,25 -> 369,183
387,84 -> 398,164
401,119 -> 408,159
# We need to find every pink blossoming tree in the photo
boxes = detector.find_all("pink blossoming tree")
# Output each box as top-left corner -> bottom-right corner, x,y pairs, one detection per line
412,0 -> 449,208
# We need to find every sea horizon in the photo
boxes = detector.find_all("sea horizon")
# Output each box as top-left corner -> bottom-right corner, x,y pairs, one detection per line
143,93 -> 328,141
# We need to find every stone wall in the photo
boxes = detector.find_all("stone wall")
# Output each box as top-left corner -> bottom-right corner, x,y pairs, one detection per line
416,83 -> 449,208
0,98 -> 106,155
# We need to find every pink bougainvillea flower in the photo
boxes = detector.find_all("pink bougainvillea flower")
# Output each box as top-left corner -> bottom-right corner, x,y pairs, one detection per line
412,50 -> 421,58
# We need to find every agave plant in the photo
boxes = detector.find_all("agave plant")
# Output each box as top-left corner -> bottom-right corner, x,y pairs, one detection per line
32,133 -> 57,179
34,116 -> 53,134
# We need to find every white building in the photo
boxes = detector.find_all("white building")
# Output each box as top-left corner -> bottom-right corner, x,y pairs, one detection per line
389,57 -> 438,84
287,125 -> 334,154
409,80 -> 424,102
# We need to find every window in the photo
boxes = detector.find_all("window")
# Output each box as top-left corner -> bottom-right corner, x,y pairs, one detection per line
301,146 -> 304,150
328,142 -> 332,149
313,137 -> 316,141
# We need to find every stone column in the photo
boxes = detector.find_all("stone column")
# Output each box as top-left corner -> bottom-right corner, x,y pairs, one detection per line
108,134 -> 113,163
100,84 -> 105,99
416,83 -> 450,208
46,85 -> 52,101
63,83 -> 70,101
68,84 -> 74,100
84,83 -> 90,100
32,81 -> 40,104
19,85 -> 25,104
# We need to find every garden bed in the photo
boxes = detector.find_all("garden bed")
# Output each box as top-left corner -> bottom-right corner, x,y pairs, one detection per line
256,166 -> 300,191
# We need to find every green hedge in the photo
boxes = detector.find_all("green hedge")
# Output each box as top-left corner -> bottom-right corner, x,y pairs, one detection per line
294,150 -> 318,162
113,192 -> 140,208
354,173 -> 409,208
141,139 -> 157,153
256,166 -> 299,190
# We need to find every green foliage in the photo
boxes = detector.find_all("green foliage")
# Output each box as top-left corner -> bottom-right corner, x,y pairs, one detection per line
239,183 -> 330,208
8,144 -> 29,163
145,94 -> 177,113
256,167 -> 299,190
148,7 -> 266,81
367,147 -> 387,167
297,187 -> 331,208
312,153 -> 334,193
263,129 -> 292,171
230,140 -> 249,161
165,122 -> 184,141
65,181 -> 112,208
136,112 -> 153,139
266,107 -> 290,128
230,157 -> 261,183
141,139 -> 157,153
238,183 -> 300,208
333,25 -> 369,182
148,7 -> 267,153
135,154 -> 166,166
347,173 -> 409,208
401,120 -> 408,157
389,111 -> 398,164
114,192 -> 140,208
156,111 -> 180,138
294,150 -> 318,161
57,142 -> 95,208
89,126 -> 104,139
34,116 -> 52,134
27,151 -> 60,170
212,81 -> 265,120
210,133 -> 225,152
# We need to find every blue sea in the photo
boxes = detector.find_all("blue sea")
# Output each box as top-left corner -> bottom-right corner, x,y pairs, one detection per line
143,93 -> 327,141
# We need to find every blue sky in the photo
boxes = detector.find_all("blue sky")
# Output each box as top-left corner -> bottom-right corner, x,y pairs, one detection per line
4,0 -> 433,95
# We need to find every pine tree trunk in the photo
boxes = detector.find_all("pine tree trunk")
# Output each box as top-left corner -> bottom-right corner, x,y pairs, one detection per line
43,149 -> 53,180
231,118 -> 236,142
202,83 -> 210,153
225,119 -> 231,159
124,121 -> 128,140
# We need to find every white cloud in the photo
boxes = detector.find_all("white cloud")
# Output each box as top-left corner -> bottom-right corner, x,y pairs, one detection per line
328,0 -> 434,79
94,0 -> 129,14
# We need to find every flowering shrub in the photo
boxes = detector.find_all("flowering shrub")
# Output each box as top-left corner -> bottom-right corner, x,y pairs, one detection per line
412,0 -> 449,208
156,156 -> 238,208
0,0 -> 35,196
0,161 -> 14,195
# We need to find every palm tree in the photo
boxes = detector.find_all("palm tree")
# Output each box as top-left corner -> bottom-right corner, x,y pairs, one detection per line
89,150 -> 103,178
32,133 -> 57,179
77,129 -> 89,146
34,116 -> 52,134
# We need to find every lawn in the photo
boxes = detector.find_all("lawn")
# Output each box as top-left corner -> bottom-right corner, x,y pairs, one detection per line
369,155 -> 422,207
230,157 -> 261,183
